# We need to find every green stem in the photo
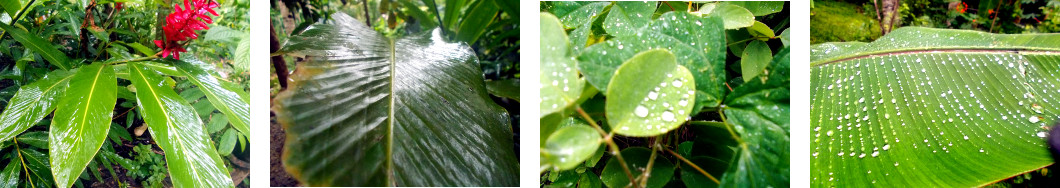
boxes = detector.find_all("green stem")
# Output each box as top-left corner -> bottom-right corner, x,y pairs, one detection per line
716,108 -> 743,143
727,36 -> 774,47
575,106 -> 640,188
639,136 -> 661,188
663,147 -> 720,184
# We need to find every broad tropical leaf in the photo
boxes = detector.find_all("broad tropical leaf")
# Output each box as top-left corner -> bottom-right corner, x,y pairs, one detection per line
0,69 -> 73,143
172,59 -> 250,135
274,13 -> 518,186
49,63 -> 116,188
605,49 -> 695,137
810,27 -> 1060,187
0,23 -> 70,70
128,62 -> 234,188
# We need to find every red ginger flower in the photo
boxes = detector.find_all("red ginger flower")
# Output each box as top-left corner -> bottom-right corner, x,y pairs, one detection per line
154,0 -> 219,59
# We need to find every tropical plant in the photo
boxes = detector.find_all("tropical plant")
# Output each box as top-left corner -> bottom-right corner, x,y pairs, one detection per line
539,1 -> 789,187
810,27 -> 1060,186
0,0 -> 250,187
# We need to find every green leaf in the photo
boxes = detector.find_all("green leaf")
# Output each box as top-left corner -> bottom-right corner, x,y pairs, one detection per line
442,0 -> 468,32
173,59 -> 250,135
20,147 -> 54,187
811,28 -> 1060,186
577,171 -> 602,188
485,79 -> 519,101
579,11 -> 727,109
605,49 -> 695,137
274,13 -> 518,186
49,63 -> 116,188
780,28 -> 790,47
740,40 -> 772,82
722,48 -> 789,187
0,0 -> 19,16
206,113 -> 228,134
542,125 -> 601,171
727,1 -> 784,16
128,62 -> 234,188
16,131 -> 47,149
107,123 -> 131,143
584,145 -> 605,168
557,2 -> 609,54
234,34 -> 250,73
0,23 -> 70,70
746,21 -> 774,39
600,147 -> 674,188
541,13 -> 586,117
121,42 -> 156,56
602,1 -> 657,38
455,0 -> 499,45
217,128 -> 237,156
0,156 -> 19,188
714,4 -> 754,29
0,69 -> 73,143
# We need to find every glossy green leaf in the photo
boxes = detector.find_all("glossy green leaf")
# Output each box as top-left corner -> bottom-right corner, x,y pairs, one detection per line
128,62 -> 234,188
747,21 -> 774,39
206,113 -> 228,134
579,11 -> 727,109
606,49 -> 695,137
602,1 -> 656,38
234,34 -> 251,73
0,69 -> 73,143
811,27 -> 1060,187
485,79 -> 520,101
173,59 -> 250,135
728,1 -> 784,16
0,23 -> 70,70
584,146 -> 605,168
0,156 -> 18,188
122,42 -> 156,56
455,0 -> 499,45
543,125 -> 601,171
722,48 -> 789,187
780,28 -> 790,47
714,4 -> 754,29
0,0 -> 18,16
600,147 -> 674,188
17,131 -> 47,149
20,147 -> 54,187
541,13 -> 586,117
740,40 -> 772,82
275,13 -> 518,186
552,2 -> 609,54
49,63 -> 116,188
217,128 -> 237,156
441,0 -> 467,31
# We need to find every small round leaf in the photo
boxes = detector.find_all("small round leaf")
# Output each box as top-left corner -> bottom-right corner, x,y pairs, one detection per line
606,49 -> 696,137
543,125 -> 602,171
600,147 -> 674,188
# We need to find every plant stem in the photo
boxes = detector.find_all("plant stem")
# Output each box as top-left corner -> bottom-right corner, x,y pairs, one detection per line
575,106 -> 640,188
663,147 -> 720,184
727,36 -> 774,47
271,26 -> 289,90
639,137 -> 661,188
716,108 -> 743,143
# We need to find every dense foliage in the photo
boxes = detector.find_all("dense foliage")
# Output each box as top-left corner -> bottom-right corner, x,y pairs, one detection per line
0,0 -> 250,187
540,1 -> 790,187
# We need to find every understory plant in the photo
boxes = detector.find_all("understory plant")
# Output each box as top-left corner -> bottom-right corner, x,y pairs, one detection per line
540,1 -> 789,187
810,27 -> 1060,186
0,0 -> 250,187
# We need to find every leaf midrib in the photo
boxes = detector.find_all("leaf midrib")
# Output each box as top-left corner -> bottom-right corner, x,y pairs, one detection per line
812,48 -> 1060,66
385,37 -> 396,186
131,65 -> 205,187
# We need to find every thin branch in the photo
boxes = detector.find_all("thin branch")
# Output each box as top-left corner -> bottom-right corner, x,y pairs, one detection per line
639,137 -> 661,188
663,147 -> 720,184
271,26 -> 289,90
362,0 -> 371,26
575,106 -> 640,188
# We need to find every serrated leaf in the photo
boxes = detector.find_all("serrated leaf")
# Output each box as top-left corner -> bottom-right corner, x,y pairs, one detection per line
606,49 -> 695,137
128,62 -> 234,188
49,63 -> 116,188
0,23 -> 70,70
541,13 -> 585,117
741,40 -> 772,82
274,13 -> 518,186
579,11 -> 727,110
0,69 -> 73,143
173,59 -> 249,135
602,1 -> 656,38
811,27 -> 1060,187
542,125 -> 601,171
714,4 -> 754,29
600,147 -> 674,188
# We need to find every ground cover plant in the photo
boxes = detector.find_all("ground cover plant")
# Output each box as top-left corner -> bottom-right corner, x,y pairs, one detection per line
269,0 -> 520,186
0,0 -> 251,187
810,27 -> 1060,186
539,1 -> 790,187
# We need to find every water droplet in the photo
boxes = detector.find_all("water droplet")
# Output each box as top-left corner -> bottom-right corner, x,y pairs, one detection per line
662,111 -> 675,122
678,99 -> 688,106
672,80 -> 683,87
1030,116 -> 1041,123
648,91 -> 659,100
1038,131 -> 1047,138
826,130 -> 834,136
882,144 -> 890,150
894,162 -> 900,166
871,151 -> 879,157
618,44 -> 624,49
635,106 -> 649,117
552,80 -> 558,86
964,135 -> 969,140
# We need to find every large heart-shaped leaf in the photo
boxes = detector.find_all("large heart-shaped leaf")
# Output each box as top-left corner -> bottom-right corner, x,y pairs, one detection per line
579,11 -> 726,110
48,63 -> 116,188
274,13 -> 518,186
810,27 -> 1060,187
129,62 -> 234,188
0,69 -> 73,143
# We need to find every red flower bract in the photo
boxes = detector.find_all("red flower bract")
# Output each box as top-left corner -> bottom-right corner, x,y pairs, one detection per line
154,0 -> 219,59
